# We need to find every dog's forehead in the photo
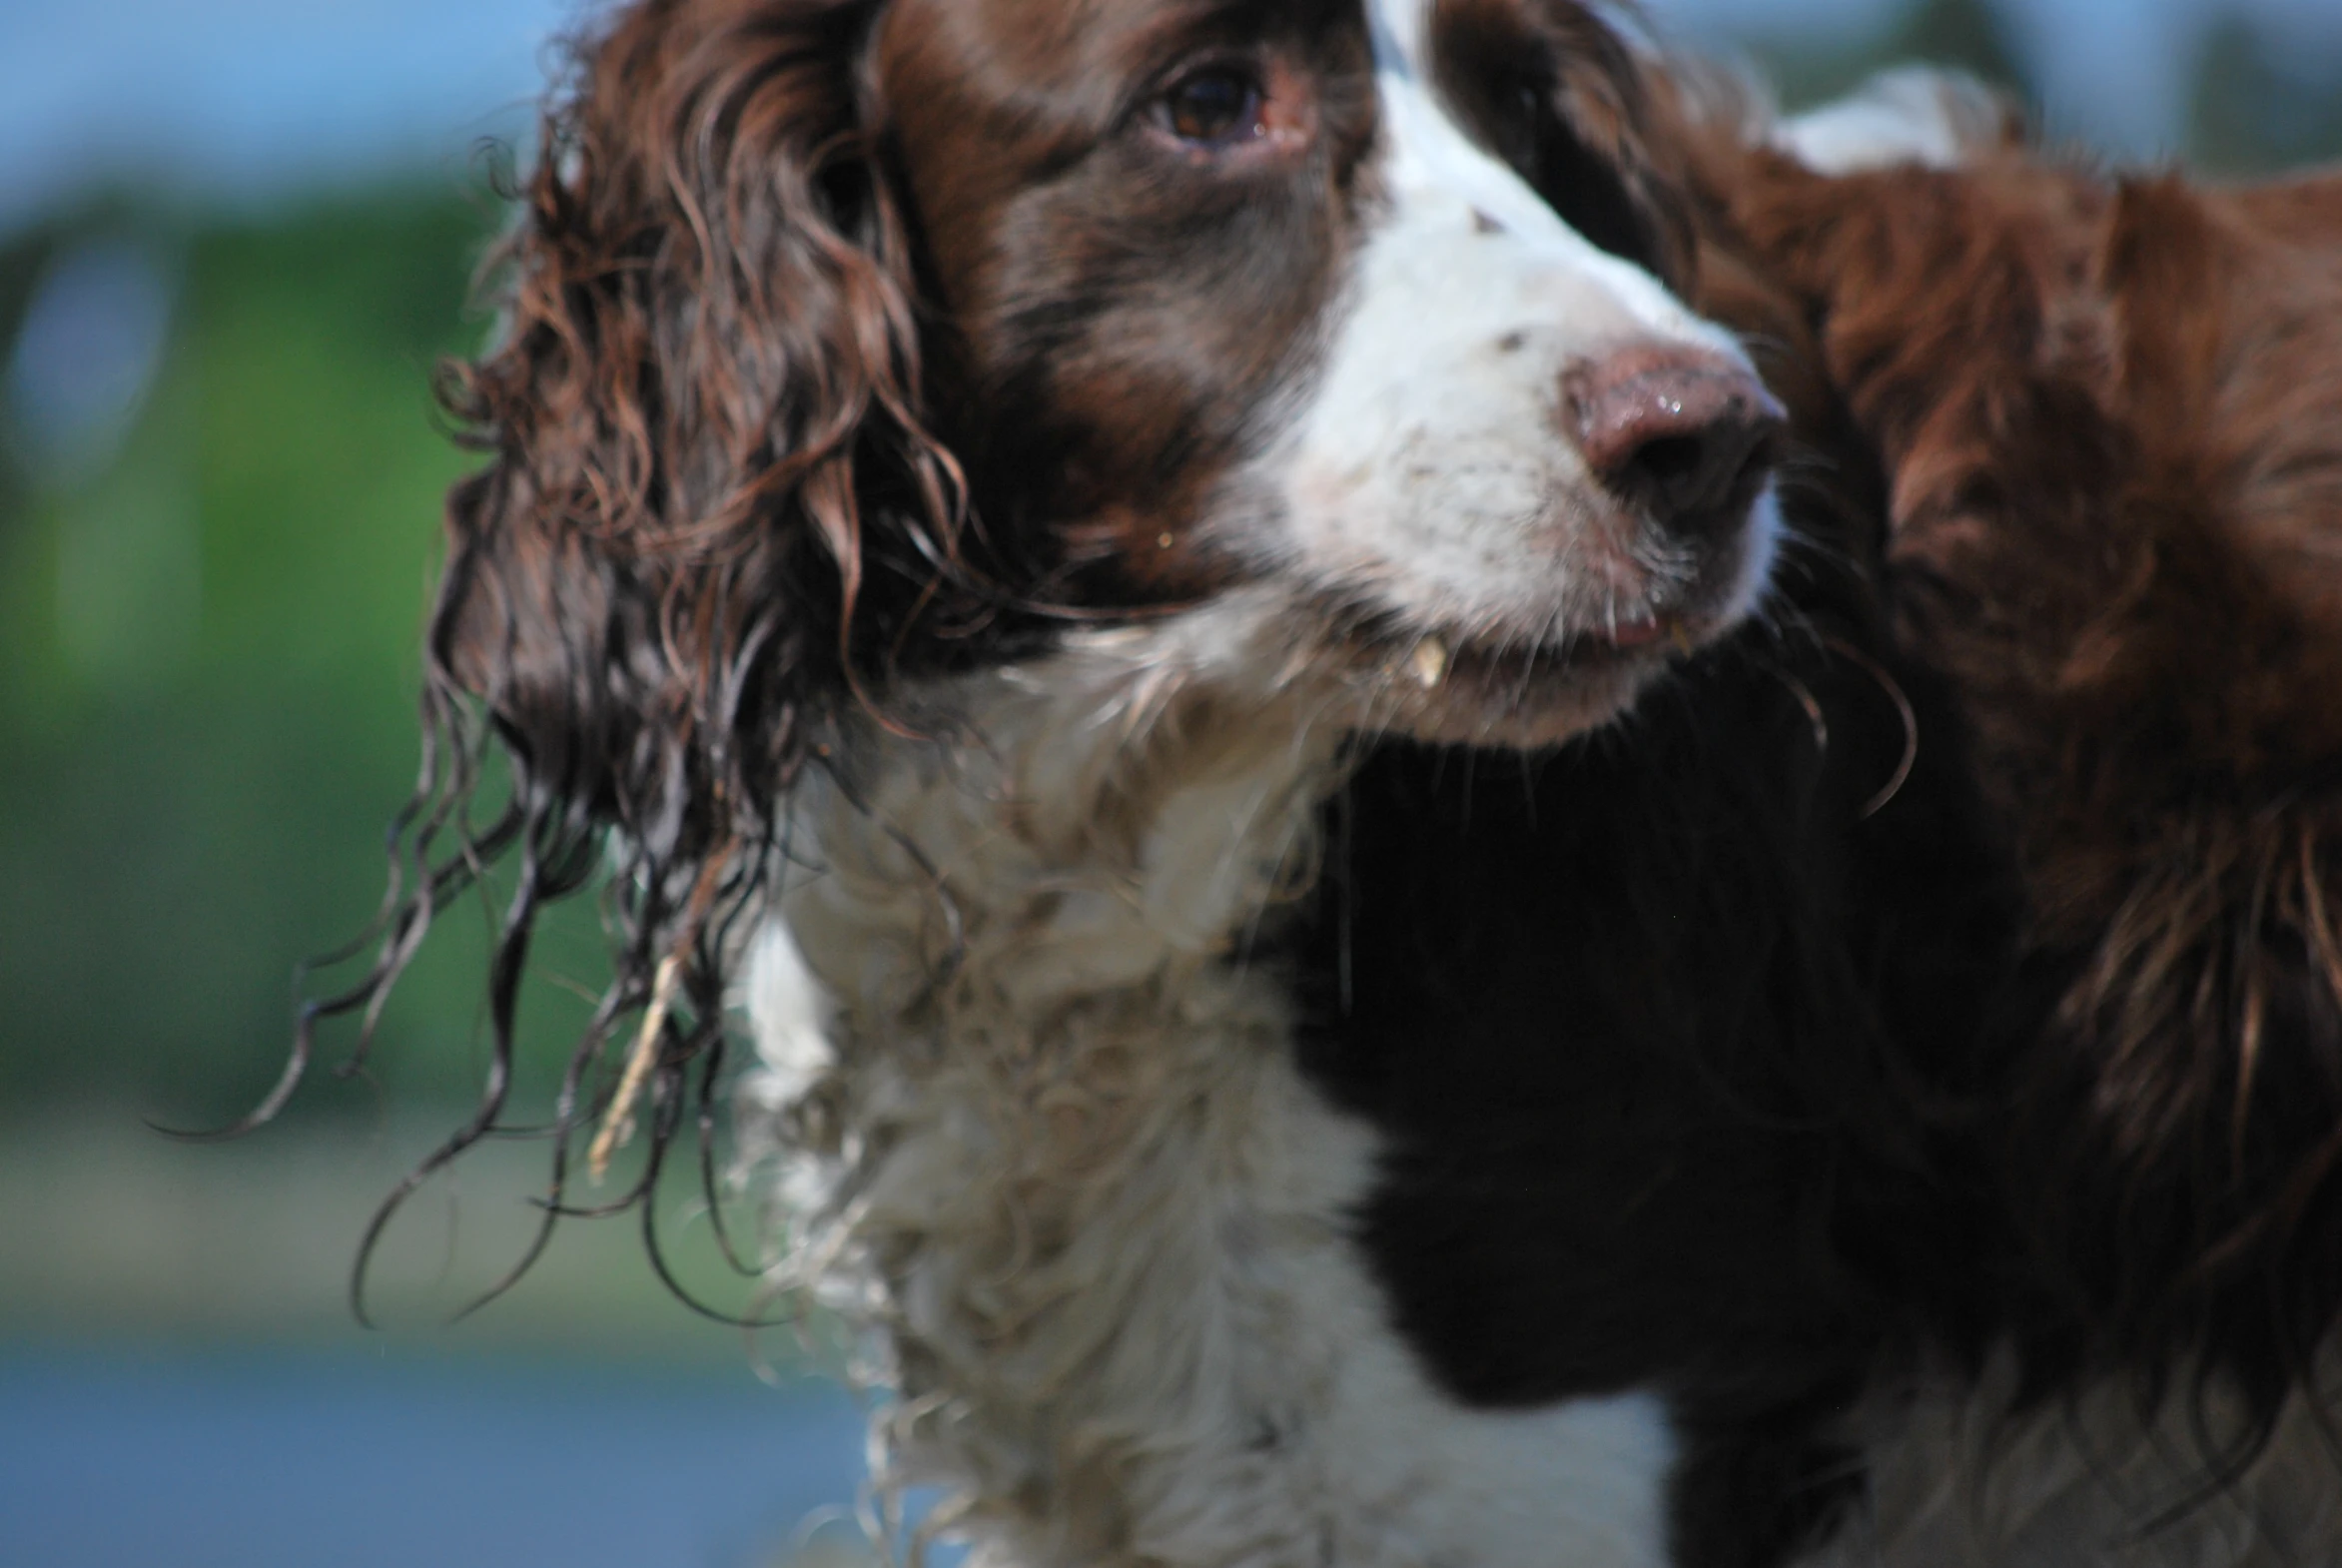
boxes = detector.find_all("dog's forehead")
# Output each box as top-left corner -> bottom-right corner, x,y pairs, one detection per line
878,0 -> 1156,91
886,0 -> 1378,91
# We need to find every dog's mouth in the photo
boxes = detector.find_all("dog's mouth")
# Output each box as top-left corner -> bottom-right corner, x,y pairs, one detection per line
1376,625 -> 1680,746
1395,613 -> 1676,686
1326,576 -> 1751,749
1282,437 -> 1781,749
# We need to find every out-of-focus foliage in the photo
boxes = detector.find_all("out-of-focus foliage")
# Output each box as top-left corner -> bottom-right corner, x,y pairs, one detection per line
0,187 -> 606,1130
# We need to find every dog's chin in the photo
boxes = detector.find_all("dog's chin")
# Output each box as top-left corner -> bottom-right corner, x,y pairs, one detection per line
1363,612 -> 1698,750
1328,493 -> 1781,752
1380,641 -> 1667,747
1351,524 -> 1778,749
1315,547 -> 1769,747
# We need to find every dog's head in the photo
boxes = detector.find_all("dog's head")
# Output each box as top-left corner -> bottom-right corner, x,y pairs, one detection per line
442,0 -> 1781,788
320,0 -> 1785,1230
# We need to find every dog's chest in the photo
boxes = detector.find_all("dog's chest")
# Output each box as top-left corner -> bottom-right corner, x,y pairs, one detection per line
746,678 -> 1678,1568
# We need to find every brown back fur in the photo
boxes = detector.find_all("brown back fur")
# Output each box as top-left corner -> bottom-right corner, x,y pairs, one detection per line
1695,132 -> 2342,1444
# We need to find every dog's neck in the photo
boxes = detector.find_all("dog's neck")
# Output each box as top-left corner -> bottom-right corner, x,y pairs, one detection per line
780,601 -> 1354,1034
745,601 -> 1678,1568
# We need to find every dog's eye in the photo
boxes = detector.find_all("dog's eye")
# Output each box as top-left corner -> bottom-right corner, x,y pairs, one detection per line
1159,67 -> 1265,147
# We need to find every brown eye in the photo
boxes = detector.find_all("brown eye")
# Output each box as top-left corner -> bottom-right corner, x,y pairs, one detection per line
1160,68 -> 1264,147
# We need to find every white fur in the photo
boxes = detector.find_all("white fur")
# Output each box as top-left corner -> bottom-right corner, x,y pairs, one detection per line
1777,67 -> 2012,176
1230,0 -> 1778,651
737,596 -> 1675,1568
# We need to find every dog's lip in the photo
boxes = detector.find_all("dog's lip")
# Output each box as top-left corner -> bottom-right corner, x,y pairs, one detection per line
1402,609 -> 1693,683
1317,592 -> 1732,746
1591,614 -> 1670,651
1318,578 -> 1731,705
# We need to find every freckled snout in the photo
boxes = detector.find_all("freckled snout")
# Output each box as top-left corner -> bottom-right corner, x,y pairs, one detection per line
1568,347 -> 1786,535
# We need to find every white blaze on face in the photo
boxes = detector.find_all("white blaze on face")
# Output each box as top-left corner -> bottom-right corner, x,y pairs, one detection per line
1243,0 -> 1773,645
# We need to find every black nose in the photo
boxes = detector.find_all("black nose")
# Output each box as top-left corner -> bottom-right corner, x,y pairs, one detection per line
1570,347 -> 1786,533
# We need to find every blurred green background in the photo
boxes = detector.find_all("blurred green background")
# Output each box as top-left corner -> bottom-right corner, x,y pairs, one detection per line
1,0 -> 2339,1563
0,182 -> 699,1348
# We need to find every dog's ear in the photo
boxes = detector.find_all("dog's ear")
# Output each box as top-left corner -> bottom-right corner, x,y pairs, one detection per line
1539,9 -> 1700,294
280,0 -> 965,1279
437,0 -> 960,856
1428,6 -> 1697,291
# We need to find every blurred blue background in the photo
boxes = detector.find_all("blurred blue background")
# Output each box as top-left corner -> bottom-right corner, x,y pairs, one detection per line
2,1 -> 2339,1565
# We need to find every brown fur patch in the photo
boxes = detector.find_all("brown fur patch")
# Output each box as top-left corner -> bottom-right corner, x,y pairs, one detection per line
1693,125 -> 2342,1437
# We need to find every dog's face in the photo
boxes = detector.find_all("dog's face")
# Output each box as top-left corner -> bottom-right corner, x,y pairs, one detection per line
401,0 -> 1787,1078
872,0 -> 1783,744
441,0 -> 1783,776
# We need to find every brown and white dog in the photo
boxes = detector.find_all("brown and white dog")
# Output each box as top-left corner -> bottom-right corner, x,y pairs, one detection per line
301,2 -> 2342,1565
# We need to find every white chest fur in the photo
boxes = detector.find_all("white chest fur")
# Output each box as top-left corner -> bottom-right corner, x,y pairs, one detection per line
736,614 -> 1675,1568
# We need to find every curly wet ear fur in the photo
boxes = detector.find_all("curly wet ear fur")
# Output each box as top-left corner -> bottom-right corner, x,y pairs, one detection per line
276,0 -> 974,1311
442,0 -> 964,808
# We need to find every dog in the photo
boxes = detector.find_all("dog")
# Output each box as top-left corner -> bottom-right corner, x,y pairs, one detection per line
1668,85 -> 2342,1562
292,2 -> 2342,1564
394,2 -> 1793,1565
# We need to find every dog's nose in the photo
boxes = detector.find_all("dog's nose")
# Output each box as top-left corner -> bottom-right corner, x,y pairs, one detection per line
1569,347 -> 1786,532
